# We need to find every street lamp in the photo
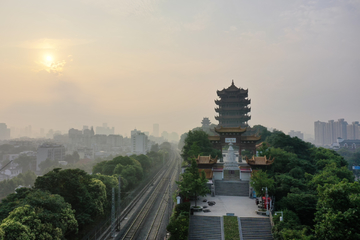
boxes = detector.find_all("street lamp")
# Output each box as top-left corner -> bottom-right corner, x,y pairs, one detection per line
275,211 -> 283,221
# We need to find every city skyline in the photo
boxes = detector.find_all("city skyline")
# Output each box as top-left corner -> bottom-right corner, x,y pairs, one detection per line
1,1 -> 359,137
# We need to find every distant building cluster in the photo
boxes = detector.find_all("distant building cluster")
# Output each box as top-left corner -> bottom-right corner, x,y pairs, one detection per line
36,143 -> 65,172
1,121 -> 178,179
95,123 -> 115,135
68,125 -> 125,156
288,130 -> 304,140
0,123 -> 11,140
314,119 -> 360,148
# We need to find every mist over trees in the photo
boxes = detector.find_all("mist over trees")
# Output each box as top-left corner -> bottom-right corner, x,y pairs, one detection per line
0,142 -> 173,239
250,125 -> 360,239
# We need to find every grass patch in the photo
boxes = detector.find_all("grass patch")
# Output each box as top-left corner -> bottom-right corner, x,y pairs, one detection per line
223,216 -> 240,240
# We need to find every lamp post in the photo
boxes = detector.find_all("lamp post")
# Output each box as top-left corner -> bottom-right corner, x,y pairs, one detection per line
275,211 -> 283,221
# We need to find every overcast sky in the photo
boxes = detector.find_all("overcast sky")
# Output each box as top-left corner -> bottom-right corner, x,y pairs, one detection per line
1,0 -> 359,137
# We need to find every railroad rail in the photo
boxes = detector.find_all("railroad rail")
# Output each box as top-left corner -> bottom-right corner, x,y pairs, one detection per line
119,159 -> 176,240
86,160 -> 169,240
145,161 -> 178,240
83,147 -> 180,240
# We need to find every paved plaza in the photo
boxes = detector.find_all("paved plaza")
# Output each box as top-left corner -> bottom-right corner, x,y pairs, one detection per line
190,194 -> 265,218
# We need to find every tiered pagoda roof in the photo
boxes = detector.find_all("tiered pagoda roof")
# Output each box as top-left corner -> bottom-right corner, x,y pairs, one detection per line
215,80 -> 251,127
214,126 -> 247,133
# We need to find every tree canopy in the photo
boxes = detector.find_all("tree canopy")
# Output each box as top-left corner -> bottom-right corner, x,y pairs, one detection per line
177,158 -> 209,207
248,127 -> 358,239
34,168 -> 106,230
0,189 -> 77,239
315,180 -> 360,240
181,130 -> 220,161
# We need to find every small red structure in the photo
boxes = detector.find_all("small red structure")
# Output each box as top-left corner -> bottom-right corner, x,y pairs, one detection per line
262,196 -> 271,210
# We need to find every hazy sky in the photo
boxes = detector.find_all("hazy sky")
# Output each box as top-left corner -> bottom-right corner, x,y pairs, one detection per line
1,0 -> 360,137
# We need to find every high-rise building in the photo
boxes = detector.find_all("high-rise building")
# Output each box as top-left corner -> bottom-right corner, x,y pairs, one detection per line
314,121 -> 326,146
215,80 -> 251,127
131,129 -> 148,154
347,121 -> 360,140
315,119 -> 351,146
153,124 -> 159,137
0,123 -> 11,140
334,118 -> 347,140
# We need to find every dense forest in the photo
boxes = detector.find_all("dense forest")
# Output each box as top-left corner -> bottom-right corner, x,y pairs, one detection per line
0,142 -> 172,239
250,127 -> 360,240
177,127 -> 360,240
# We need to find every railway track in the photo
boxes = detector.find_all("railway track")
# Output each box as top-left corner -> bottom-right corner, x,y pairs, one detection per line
83,146 -> 180,240
145,162 -> 178,240
92,159 -> 170,240
119,159 -> 177,240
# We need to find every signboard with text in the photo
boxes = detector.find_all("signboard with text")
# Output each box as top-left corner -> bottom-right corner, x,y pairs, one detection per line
225,138 -> 236,143
352,166 -> 360,170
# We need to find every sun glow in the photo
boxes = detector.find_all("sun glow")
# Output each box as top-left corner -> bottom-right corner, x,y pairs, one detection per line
46,55 -> 53,62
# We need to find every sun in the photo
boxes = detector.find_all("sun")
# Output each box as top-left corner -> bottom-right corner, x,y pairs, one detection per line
46,55 -> 53,62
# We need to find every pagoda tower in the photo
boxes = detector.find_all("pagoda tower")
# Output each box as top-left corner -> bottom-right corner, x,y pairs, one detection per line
215,80 -> 251,127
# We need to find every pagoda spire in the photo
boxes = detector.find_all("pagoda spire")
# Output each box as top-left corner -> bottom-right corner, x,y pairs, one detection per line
232,79 -> 234,85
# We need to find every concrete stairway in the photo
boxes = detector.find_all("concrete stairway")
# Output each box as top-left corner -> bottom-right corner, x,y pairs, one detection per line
215,180 -> 249,196
188,216 -> 222,240
223,170 -> 240,181
240,217 -> 273,240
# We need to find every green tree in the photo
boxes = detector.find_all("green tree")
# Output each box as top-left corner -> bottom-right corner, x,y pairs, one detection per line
38,158 -> 58,174
252,124 -> 273,142
0,188 -> 78,240
0,171 -> 37,199
312,147 -> 348,171
274,174 -> 307,201
92,155 -> 142,175
0,188 -> 78,238
309,162 -> 354,190
0,188 -> 33,221
315,180 -> 360,240
147,151 -> 162,164
14,155 -> 36,173
150,144 -> 159,152
0,205 -> 61,240
181,130 -> 220,161
34,168 -> 106,230
177,158 -> 209,207
250,170 -> 274,197
277,192 -> 317,226
131,154 -> 152,172
92,174 -> 119,210
120,165 -> 143,190
272,209 -> 302,239
266,131 -> 313,161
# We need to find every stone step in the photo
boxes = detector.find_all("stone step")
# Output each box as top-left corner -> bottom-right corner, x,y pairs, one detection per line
188,216 -> 222,240
215,181 -> 249,196
240,217 -> 273,240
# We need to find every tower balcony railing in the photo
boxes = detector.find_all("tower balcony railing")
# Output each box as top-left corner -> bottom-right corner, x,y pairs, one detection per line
215,106 -> 251,112
215,99 -> 251,105
215,115 -> 251,120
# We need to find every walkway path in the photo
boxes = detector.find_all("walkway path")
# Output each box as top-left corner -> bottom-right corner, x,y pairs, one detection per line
188,195 -> 273,239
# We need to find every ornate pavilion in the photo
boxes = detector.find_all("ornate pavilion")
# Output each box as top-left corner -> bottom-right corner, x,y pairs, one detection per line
198,81 -> 274,182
